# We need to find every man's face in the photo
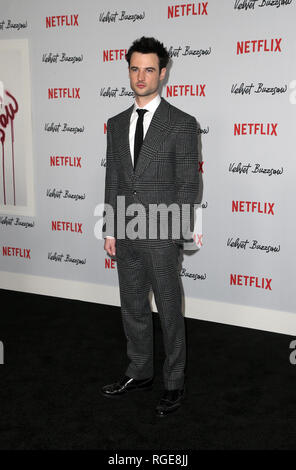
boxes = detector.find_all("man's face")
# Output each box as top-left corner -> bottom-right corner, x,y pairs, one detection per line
128,52 -> 166,99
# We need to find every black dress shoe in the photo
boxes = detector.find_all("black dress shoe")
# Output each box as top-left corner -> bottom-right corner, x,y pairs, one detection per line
101,375 -> 153,398
156,388 -> 185,417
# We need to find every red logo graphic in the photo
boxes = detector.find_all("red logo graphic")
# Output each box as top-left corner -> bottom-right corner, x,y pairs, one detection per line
46,15 -> 79,28
168,2 -> 208,18
193,233 -> 203,247
232,201 -> 275,215
2,246 -> 31,259
0,90 -> 19,205
234,123 -> 278,136
237,38 -> 282,55
103,49 -> 127,62
166,84 -> 206,97
51,221 -> 83,233
48,88 -> 80,99
50,156 -> 82,168
230,274 -> 272,290
105,258 -> 116,269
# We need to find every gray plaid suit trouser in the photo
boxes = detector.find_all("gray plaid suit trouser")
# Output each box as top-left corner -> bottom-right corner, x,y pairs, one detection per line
115,238 -> 186,391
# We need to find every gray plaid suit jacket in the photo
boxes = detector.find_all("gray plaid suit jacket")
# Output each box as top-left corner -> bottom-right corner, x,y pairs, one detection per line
104,97 -> 200,245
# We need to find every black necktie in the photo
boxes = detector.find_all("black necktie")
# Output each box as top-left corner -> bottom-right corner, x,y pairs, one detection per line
134,108 -> 148,170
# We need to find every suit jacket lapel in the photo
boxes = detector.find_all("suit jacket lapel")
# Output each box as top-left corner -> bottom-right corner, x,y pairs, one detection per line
134,98 -> 172,178
117,98 -> 172,180
116,104 -> 134,179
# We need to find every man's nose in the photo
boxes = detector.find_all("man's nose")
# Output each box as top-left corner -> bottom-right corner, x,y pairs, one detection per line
137,69 -> 145,81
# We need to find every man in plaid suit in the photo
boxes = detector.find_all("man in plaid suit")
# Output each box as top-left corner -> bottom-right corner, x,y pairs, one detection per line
101,37 -> 200,417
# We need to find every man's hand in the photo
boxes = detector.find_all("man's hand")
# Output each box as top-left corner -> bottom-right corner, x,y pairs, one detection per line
104,237 -> 116,257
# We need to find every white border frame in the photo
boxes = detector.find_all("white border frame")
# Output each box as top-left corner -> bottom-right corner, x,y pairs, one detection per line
0,271 -> 295,336
0,38 -> 35,216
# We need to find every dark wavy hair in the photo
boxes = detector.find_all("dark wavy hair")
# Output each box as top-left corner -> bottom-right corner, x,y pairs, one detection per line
126,36 -> 170,72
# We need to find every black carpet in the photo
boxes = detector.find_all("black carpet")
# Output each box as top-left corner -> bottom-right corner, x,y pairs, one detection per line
0,288 -> 295,450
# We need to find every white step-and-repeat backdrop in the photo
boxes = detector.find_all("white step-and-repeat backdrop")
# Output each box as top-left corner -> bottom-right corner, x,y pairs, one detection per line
0,0 -> 295,334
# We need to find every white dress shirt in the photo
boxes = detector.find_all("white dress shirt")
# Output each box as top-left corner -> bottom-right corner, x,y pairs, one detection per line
106,94 -> 161,240
129,94 -> 161,166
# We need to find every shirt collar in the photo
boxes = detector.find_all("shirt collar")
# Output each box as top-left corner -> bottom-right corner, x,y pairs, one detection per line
133,94 -> 161,114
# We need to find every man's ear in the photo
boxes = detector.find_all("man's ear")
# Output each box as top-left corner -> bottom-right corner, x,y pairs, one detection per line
160,67 -> 167,81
